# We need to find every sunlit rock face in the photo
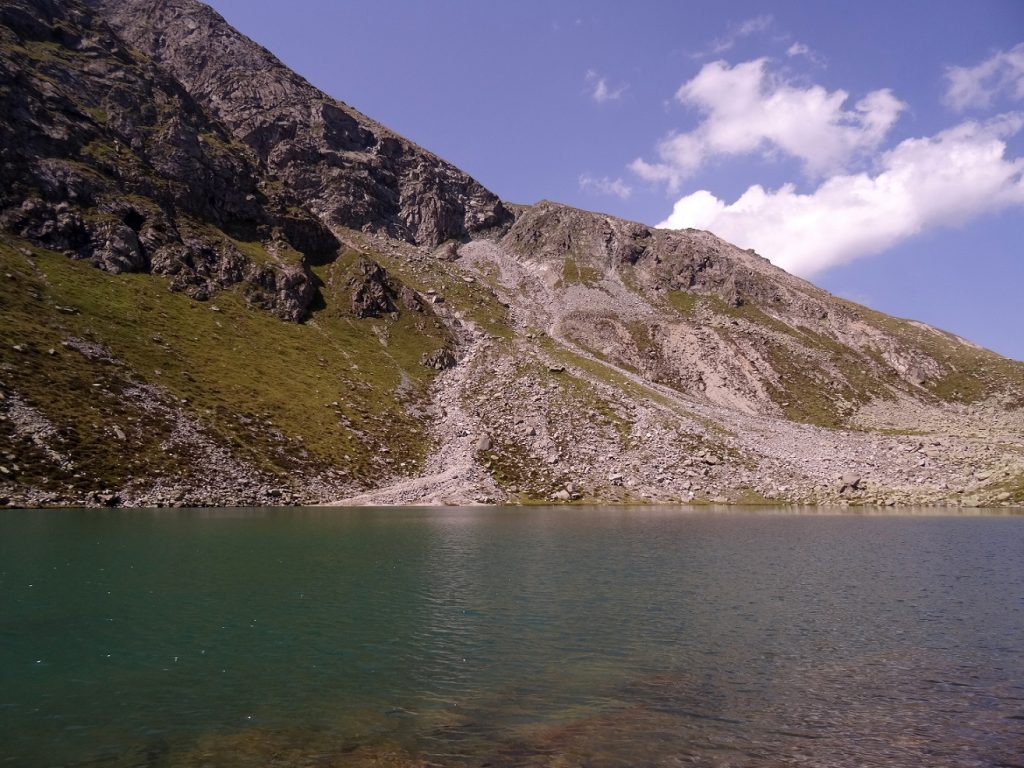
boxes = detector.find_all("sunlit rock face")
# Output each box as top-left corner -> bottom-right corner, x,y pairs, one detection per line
84,0 -> 512,247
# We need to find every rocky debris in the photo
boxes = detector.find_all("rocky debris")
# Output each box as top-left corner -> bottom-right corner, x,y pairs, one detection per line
321,271 -> 1024,509
2,393 -> 69,468
328,324 -> 504,508
90,489 -> 121,507
89,222 -> 148,273
433,241 -> 461,261
838,474 -> 862,494
237,260 -> 318,322
0,381 -> 364,510
60,338 -> 121,364
400,285 -> 425,312
496,201 -> 1007,412
421,348 -> 457,370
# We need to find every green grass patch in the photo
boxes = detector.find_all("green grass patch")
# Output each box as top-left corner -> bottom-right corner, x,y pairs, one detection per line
480,437 -> 564,503
988,473 -> 1024,504
730,487 -> 785,506
537,335 -> 730,436
372,251 -> 515,339
624,320 -> 657,362
560,256 -> 603,288
523,358 -> 631,441
664,290 -> 700,317
843,301 -> 1024,405
759,340 -> 854,429
0,238 -> 450,493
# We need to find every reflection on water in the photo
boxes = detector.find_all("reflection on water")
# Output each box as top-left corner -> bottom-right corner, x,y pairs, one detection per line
1,506 -> 1022,766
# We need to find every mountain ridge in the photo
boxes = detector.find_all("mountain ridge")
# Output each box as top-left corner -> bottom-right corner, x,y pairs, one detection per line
1,0 -> 1022,509
83,0 -> 512,248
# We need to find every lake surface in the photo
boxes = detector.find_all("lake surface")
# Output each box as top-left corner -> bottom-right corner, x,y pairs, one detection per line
1,506 -> 1023,767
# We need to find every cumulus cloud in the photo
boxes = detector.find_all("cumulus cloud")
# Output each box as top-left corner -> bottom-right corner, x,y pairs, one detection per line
946,43 -> 1024,111
692,15 -> 773,58
579,174 -> 633,199
657,115 -> 1024,277
585,70 -> 627,103
630,59 -> 905,190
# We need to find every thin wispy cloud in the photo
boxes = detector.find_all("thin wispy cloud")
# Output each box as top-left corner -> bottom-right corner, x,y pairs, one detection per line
945,43 -> 1024,111
657,114 -> 1024,277
584,70 -> 627,103
786,41 -> 824,66
691,14 -> 772,59
579,174 -> 633,199
630,58 -> 904,190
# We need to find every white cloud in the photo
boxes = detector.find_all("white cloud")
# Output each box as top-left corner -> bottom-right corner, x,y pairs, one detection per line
579,174 -> 632,199
693,15 -> 773,59
657,115 -> 1024,277
785,41 -> 824,66
736,15 -> 772,36
945,43 -> 1024,111
585,70 -> 627,103
630,59 -> 905,190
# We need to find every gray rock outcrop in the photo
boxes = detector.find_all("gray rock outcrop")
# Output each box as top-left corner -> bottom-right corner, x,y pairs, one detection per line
83,0 -> 512,247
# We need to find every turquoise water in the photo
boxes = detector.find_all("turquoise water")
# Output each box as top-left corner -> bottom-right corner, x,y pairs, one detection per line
1,506 -> 1022,767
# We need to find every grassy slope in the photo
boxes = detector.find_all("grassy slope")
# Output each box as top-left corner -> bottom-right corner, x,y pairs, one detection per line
658,288 -> 1024,428
0,238 -> 450,497
845,302 -> 1024,406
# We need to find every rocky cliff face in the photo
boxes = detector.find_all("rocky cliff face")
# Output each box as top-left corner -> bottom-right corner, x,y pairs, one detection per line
83,0 -> 511,248
0,0 -> 339,320
1,0 -> 1022,510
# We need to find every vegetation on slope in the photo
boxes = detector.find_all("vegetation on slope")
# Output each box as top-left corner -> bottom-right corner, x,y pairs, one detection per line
0,237 -> 450,501
847,302 -> 1024,406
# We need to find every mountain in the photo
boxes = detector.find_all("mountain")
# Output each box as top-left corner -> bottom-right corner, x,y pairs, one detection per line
1,0 -> 1022,509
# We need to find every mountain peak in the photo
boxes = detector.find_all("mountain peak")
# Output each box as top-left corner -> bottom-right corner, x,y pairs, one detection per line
84,0 -> 511,247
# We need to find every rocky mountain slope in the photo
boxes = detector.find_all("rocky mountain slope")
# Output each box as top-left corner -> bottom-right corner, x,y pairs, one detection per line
86,0 -> 511,248
1,0 -> 1022,509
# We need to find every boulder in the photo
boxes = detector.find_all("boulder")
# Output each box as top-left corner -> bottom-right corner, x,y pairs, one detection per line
349,258 -> 396,318
838,474 -> 862,493
421,348 -> 457,370
400,285 -> 424,312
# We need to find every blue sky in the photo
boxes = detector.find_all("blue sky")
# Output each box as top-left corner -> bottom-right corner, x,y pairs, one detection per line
205,0 -> 1024,360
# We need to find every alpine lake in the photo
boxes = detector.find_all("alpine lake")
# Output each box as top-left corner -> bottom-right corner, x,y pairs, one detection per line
2,506 -> 1022,767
